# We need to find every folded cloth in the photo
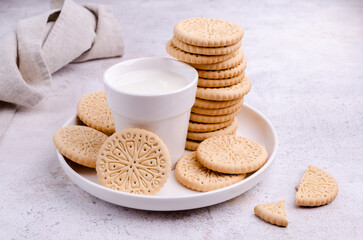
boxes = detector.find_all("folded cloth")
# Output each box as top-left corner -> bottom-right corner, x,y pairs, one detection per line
0,0 -> 124,138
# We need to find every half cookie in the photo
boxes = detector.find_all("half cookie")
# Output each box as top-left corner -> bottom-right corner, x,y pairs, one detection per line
296,165 -> 338,206
96,128 -> 171,195
254,200 -> 288,227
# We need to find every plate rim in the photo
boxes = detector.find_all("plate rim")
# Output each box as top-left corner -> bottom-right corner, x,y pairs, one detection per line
57,104 -> 278,201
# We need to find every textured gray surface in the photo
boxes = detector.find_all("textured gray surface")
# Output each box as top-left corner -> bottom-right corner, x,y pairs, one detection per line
0,0 -> 362,239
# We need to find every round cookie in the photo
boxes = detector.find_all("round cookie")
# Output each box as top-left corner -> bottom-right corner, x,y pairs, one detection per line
190,49 -> 244,70
96,128 -> 171,195
196,135 -> 268,174
187,117 -> 238,141
174,17 -> 244,47
53,125 -> 108,168
185,139 -> 201,151
192,99 -> 243,116
194,97 -> 243,109
190,109 -> 240,124
175,152 -> 246,192
197,58 -> 246,79
196,76 -> 251,101
172,36 -> 242,56
188,118 -> 234,132
77,91 -> 115,134
296,166 -> 338,207
166,41 -> 233,64
198,72 -> 245,88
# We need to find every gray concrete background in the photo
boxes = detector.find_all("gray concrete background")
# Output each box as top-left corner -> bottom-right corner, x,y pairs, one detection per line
0,0 -> 362,239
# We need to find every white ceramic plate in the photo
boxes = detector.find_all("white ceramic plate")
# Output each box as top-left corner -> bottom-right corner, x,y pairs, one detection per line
56,104 -> 277,211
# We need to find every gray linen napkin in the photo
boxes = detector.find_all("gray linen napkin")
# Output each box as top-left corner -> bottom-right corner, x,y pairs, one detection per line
0,0 -> 124,138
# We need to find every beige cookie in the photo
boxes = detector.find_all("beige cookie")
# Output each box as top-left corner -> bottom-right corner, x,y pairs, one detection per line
190,109 -> 240,124
77,91 -> 115,134
96,128 -> 171,195
175,152 -> 246,192
166,41 -> 233,64
172,36 -> 242,56
254,201 -> 288,227
188,119 -> 234,132
196,135 -> 268,174
189,49 -> 244,70
53,126 -> 108,168
196,76 -> 251,101
197,58 -> 246,79
187,117 -> 238,141
192,99 -> 243,116
194,97 -> 243,109
185,139 -> 201,151
198,72 -> 245,88
174,17 -> 244,47
296,166 -> 338,206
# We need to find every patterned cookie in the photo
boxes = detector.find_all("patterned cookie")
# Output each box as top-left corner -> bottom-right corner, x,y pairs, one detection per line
96,128 -> 171,195
254,201 -> 288,227
53,126 -> 108,168
194,97 -> 243,109
166,41 -> 233,64
192,99 -> 243,116
77,91 -> 115,134
190,109 -> 240,123
187,117 -> 238,141
185,139 -> 201,151
198,72 -> 245,88
196,76 -> 251,101
172,36 -> 242,56
174,17 -> 244,47
188,119 -> 234,132
296,166 -> 338,206
197,58 -> 246,79
175,152 -> 246,192
196,135 -> 268,174
189,49 -> 244,70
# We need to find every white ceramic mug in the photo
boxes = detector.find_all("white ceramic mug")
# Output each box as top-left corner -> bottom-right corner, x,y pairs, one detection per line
103,57 -> 198,168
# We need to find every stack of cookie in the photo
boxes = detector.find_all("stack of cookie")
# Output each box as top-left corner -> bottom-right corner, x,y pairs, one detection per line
166,17 -> 251,150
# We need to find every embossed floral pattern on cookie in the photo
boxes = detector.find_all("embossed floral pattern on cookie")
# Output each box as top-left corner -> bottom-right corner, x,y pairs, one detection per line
296,166 -> 338,206
77,91 -> 115,134
53,125 -> 108,168
96,128 -> 171,195
174,17 -> 244,47
196,135 -> 268,174
175,152 -> 246,192
254,200 -> 288,227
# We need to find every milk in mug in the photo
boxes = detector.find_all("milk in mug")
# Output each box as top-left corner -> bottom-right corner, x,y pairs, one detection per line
113,69 -> 189,94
